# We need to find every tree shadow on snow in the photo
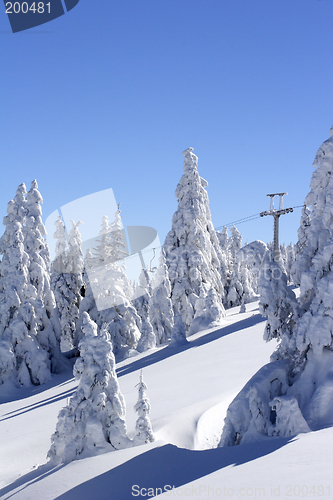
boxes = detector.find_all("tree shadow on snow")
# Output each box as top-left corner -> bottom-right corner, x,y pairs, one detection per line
0,363 -> 76,405
117,313 -> 264,378
54,437 -> 292,500
0,387 -> 76,422
0,463 -> 66,499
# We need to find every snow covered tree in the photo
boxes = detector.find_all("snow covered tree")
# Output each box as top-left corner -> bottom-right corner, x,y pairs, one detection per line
216,226 -> 232,280
224,232 -> 257,309
258,252 -> 298,344
134,370 -> 154,445
229,225 -> 242,265
149,250 -> 174,345
286,126 -> 333,366
163,148 -> 225,332
23,180 -> 61,372
170,312 -> 188,345
294,204 -> 311,259
0,186 -> 53,386
237,240 -> 268,295
51,218 -> 84,352
134,268 -> 152,318
52,215 -> 67,273
286,242 -> 296,281
189,286 -> 225,335
48,312 -> 131,464
226,259 -> 256,308
219,126 -> 333,447
134,269 -> 156,352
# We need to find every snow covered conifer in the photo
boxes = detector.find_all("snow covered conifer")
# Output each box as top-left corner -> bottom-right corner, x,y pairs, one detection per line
226,246 -> 256,309
258,252 -> 298,344
163,148 -> 225,331
286,126 -> 333,364
51,218 -> 84,351
134,370 -> 154,445
229,226 -> 242,264
189,286 -> 225,335
48,313 -> 130,464
52,215 -> 67,274
149,250 -> 174,345
0,193 -> 51,385
170,312 -> 188,345
134,269 -> 156,352
24,180 -> 61,371
219,126 -> 333,446
134,269 -> 152,319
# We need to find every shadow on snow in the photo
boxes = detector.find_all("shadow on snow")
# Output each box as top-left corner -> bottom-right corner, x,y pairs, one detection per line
0,437 -> 292,500
56,437 -> 292,499
117,313 -> 264,378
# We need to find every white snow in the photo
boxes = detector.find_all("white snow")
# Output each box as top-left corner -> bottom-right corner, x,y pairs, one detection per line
1,301 -> 332,499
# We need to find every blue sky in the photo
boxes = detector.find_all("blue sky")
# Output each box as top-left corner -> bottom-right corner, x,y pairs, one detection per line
1,0 -> 332,257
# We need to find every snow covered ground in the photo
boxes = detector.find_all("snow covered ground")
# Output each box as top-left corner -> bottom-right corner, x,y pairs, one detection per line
1,301 -> 332,499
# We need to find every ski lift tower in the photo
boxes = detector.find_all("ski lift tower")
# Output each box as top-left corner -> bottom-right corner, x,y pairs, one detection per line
260,193 -> 293,263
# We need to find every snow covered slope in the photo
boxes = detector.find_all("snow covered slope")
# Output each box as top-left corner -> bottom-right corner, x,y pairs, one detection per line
1,302 -> 332,499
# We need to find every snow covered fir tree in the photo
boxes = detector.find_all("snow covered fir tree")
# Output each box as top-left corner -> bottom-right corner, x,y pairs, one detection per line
48,312 -> 131,463
148,249 -> 174,345
163,147 -> 226,334
0,181 -> 62,386
133,370 -> 154,445
219,125 -> 333,446
134,269 -> 156,352
51,217 -> 84,352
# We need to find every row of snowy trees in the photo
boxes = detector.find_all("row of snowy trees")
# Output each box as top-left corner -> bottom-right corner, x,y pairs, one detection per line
219,125 -> 333,445
0,148 -> 297,387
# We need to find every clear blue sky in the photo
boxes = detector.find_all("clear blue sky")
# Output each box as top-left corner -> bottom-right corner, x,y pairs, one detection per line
1,0 -> 332,255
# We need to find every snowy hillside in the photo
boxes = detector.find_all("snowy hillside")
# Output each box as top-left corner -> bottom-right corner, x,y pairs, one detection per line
1,301 -> 332,499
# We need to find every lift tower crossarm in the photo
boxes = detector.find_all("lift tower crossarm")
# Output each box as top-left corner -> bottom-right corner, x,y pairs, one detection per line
260,193 -> 293,263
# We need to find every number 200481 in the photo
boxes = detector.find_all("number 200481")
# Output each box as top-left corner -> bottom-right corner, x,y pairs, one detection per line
5,2 -> 51,13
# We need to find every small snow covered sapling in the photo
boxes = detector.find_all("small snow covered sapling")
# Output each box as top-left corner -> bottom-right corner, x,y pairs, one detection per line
134,370 -> 154,445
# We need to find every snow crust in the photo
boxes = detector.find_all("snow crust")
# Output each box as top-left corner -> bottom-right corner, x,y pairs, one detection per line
1,301 -> 332,499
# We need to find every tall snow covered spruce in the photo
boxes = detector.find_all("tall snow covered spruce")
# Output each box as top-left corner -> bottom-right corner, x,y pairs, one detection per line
0,182 -> 61,386
23,180 -> 62,371
163,148 -> 226,333
48,312 -> 131,464
51,218 -> 84,352
219,126 -> 333,447
134,370 -> 154,445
